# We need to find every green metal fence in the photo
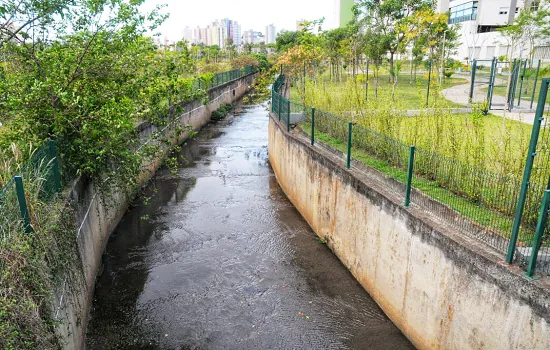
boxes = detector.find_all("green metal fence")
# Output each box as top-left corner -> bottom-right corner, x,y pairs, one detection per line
195,66 -> 256,91
272,74 -> 550,277
506,78 -> 550,277
0,140 -> 62,238
472,58 -> 544,111
272,74 -> 291,131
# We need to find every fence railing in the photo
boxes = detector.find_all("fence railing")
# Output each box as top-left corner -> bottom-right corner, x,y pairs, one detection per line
471,58 -> 546,111
0,140 -> 62,238
271,74 -> 550,277
194,66 -> 256,91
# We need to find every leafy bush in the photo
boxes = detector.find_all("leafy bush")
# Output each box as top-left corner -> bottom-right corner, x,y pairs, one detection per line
211,103 -> 233,121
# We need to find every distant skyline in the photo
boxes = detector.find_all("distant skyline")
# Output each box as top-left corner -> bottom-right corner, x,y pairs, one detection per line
140,0 -> 336,41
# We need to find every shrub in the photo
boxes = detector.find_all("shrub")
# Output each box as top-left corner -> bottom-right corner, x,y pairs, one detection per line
211,103 -> 233,121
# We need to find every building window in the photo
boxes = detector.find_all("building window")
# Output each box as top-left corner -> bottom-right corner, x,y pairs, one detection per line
499,7 -> 509,15
449,1 -> 479,24
477,25 -> 504,33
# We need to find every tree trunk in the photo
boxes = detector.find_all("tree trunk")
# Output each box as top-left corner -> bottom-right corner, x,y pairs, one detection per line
389,52 -> 395,83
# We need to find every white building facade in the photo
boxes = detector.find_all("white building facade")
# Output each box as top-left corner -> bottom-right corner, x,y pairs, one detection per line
437,0 -> 545,61
265,24 -> 276,44
231,21 -> 242,47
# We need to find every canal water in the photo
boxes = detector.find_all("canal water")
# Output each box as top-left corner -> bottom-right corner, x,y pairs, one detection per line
86,101 -> 413,349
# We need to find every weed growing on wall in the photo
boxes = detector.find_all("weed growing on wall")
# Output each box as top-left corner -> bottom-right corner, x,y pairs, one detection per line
211,104 -> 234,122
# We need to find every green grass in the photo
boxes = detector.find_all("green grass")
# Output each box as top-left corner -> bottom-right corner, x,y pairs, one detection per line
298,122 -> 537,247
293,75 -> 534,176
391,112 -> 533,172
292,73 -> 467,111
481,83 -> 546,106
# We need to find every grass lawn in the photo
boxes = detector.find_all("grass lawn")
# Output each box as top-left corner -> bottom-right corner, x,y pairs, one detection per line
481,83 -> 547,107
291,73 -> 468,113
292,76 -> 534,176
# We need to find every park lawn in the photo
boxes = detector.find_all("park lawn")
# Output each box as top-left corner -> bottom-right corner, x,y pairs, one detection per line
481,83 -> 545,107
292,73 -> 468,112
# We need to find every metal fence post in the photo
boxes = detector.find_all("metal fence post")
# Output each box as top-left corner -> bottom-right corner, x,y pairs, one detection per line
508,59 -> 518,110
530,59 -> 541,110
14,176 -> 32,233
487,57 -> 497,108
271,88 -> 275,113
347,122 -> 353,169
404,146 -> 416,207
469,60 -> 477,101
278,93 -> 282,121
526,189 -> 550,278
517,60 -> 528,106
311,107 -> 315,145
287,99 -> 291,132
48,140 -> 62,192
507,79 -> 550,263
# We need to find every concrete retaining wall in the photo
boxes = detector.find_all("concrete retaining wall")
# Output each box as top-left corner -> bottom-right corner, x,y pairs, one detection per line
268,113 -> 550,349
53,74 -> 256,350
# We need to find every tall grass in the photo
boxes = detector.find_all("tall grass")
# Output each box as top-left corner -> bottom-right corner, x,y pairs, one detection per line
294,76 -> 533,179
0,142 -> 76,349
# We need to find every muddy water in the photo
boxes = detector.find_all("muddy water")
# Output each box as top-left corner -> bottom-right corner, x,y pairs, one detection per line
86,101 -> 413,349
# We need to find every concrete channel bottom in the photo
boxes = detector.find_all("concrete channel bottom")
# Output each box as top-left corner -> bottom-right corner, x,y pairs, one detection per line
85,101 -> 413,349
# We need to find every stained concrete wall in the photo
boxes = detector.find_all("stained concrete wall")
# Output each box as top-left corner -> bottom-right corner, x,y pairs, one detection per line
53,74 -> 256,350
268,113 -> 550,349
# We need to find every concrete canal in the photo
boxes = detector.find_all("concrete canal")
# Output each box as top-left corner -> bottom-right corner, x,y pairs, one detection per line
85,100 -> 413,349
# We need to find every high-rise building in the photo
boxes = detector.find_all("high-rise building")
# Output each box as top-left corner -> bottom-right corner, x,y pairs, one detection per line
206,22 -> 220,46
182,26 -> 193,43
232,21 -> 242,47
265,24 -> 276,44
243,30 -> 264,45
334,0 -> 354,28
184,18 -> 245,48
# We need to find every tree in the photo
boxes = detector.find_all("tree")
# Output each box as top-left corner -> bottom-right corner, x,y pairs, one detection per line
322,27 -> 350,81
356,0 -> 431,82
498,4 -> 550,63
0,0 -> 188,187
405,8 -> 455,105
275,30 -> 303,52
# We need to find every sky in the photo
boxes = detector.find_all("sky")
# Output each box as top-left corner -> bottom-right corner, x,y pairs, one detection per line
140,0 -> 337,41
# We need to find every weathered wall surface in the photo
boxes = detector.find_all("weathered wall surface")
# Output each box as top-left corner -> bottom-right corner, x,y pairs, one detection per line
54,74 -> 256,350
268,114 -> 550,349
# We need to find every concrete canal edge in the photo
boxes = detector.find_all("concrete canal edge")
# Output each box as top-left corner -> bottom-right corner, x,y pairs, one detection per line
53,74 -> 257,350
268,113 -> 550,349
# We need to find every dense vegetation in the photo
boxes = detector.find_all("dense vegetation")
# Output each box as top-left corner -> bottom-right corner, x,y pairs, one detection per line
0,1 -> 268,348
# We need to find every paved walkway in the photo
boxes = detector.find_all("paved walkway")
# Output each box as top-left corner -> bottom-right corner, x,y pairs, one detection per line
441,78 -> 538,125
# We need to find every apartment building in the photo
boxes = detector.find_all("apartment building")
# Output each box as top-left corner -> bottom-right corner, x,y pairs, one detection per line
438,0 -> 545,61
265,24 -> 276,45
